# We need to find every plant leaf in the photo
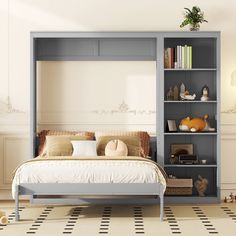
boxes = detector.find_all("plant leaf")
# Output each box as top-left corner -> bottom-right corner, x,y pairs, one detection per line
184,7 -> 192,14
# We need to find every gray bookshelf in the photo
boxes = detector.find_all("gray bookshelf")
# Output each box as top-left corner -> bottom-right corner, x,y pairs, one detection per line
158,33 -> 220,203
31,31 -> 220,204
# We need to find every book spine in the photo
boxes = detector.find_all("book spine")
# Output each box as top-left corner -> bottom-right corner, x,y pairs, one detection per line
174,47 -> 178,68
179,46 -> 182,69
181,46 -> 185,69
189,46 -> 192,69
177,46 -> 181,68
187,46 -> 190,69
164,48 -> 168,68
176,46 -> 179,68
171,48 -> 174,68
184,45 -> 187,69
168,48 -> 171,68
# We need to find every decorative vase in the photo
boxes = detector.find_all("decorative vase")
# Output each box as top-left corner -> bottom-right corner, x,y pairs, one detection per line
190,23 -> 200,31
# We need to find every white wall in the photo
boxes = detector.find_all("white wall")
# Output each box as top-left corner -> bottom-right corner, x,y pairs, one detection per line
0,0 -> 236,197
37,61 -> 156,132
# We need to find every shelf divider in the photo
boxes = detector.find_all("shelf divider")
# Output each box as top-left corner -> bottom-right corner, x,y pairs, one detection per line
164,164 -> 217,168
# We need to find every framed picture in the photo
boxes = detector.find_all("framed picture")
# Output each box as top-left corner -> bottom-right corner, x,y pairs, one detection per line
170,144 -> 193,155
166,119 -> 177,132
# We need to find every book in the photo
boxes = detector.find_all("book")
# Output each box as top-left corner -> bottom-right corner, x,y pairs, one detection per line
186,46 -> 190,69
164,45 -> 192,69
171,48 -> 174,68
181,46 -> 185,68
179,46 -> 182,69
164,48 -> 169,68
184,45 -> 187,68
189,46 -> 192,69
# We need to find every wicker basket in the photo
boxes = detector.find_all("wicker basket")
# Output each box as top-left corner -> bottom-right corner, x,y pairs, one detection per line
165,178 -> 193,196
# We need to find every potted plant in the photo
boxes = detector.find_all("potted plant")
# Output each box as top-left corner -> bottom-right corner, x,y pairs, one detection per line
180,6 -> 208,31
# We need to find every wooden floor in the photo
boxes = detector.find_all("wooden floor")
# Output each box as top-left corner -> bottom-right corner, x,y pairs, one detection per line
0,201 -> 236,235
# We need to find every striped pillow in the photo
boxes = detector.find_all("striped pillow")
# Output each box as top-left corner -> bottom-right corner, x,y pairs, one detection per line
44,135 -> 91,156
38,130 -> 95,155
95,131 -> 150,157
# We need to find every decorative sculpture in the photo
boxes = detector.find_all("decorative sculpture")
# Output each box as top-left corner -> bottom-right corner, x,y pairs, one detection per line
179,114 -> 215,132
201,85 -> 209,101
194,175 -> 208,197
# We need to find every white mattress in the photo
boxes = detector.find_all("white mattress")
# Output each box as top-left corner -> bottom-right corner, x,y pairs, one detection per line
12,159 -> 166,197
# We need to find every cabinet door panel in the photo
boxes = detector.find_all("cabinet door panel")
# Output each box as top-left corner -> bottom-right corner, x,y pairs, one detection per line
99,38 -> 156,60
36,38 -> 99,60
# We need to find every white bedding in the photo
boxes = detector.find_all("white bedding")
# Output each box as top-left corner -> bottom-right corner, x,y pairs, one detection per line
12,158 -> 166,197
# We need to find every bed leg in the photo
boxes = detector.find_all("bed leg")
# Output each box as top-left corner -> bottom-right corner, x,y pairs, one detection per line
15,185 -> 20,221
160,193 -> 164,221
159,185 -> 164,221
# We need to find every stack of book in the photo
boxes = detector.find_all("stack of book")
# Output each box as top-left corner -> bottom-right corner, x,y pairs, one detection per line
164,45 -> 192,69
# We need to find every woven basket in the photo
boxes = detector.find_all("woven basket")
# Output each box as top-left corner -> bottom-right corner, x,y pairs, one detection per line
165,178 -> 193,196
165,187 -> 192,195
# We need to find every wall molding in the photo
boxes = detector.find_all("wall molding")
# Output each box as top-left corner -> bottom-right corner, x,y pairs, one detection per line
221,136 -> 236,140
0,96 -> 25,115
91,100 -> 156,115
221,183 -> 236,191
3,136 -> 28,185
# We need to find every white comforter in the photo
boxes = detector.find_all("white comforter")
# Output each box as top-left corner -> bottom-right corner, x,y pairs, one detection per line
12,157 -> 166,197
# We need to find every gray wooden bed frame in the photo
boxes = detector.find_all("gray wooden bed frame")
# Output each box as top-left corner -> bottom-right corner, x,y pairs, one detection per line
15,183 -> 165,221
14,32 -> 167,221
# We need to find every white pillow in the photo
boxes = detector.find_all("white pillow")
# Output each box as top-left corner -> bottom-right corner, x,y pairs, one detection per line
71,140 -> 97,157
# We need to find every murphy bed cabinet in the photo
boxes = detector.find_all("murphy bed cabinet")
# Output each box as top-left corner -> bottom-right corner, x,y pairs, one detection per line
31,31 -> 220,203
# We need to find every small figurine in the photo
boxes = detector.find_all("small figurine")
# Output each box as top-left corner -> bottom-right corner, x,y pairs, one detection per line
180,91 -> 196,101
0,210 -> 8,225
224,192 -> 236,203
194,175 -> 208,197
230,192 -> 236,202
169,154 -> 178,164
173,85 -> 179,101
179,114 -> 216,132
179,83 -> 196,100
180,83 -> 186,97
224,196 -> 232,203
179,114 -> 207,132
201,85 -> 209,101
167,87 -> 174,100
168,175 -> 176,179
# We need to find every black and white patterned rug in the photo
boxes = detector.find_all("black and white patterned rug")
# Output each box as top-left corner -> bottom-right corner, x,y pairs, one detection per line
1,203 -> 236,235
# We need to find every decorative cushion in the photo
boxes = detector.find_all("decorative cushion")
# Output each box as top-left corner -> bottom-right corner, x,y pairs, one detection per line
96,136 -> 141,157
95,131 -> 150,157
71,140 -> 97,157
44,135 -> 90,156
38,130 -> 95,155
105,139 -> 128,157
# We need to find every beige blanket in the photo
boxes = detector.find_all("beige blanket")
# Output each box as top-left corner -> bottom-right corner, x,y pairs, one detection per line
13,156 -> 167,180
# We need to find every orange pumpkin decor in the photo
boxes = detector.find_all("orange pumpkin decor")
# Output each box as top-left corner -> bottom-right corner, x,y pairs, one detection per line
179,114 -> 210,132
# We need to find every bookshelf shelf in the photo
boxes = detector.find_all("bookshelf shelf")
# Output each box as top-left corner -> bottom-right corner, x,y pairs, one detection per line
164,164 -> 217,168
160,33 -> 220,203
164,132 -> 217,136
164,100 -> 217,103
164,68 -> 217,71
